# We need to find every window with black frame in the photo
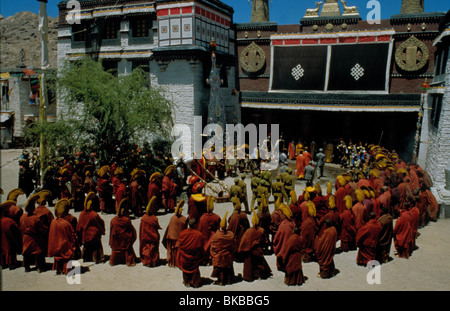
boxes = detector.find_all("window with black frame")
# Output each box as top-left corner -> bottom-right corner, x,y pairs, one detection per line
102,19 -> 120,40
130,16 -> 151,38
431,94 -> 443,128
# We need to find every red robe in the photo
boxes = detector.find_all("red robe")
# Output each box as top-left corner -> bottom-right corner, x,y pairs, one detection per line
114,182 -> 127,213
316,226 -> 338,278
288,142 -> 295,159
393,213 -> 413,258
352,202 -> 367,232
270,209 -> 287,237
130,180 -> 145,215
196,212 -> 221,257
356,219 -> 382,265
273,219 -> 295,271
48,218 -> 77,274
237,226 -> 272,282
335,186 -> 348,214
300,216 -> 318,262
227,211 -> 250,256
418,189 -> 439,222
97,177 -> 113,213
139,214 -> 161,267
295,154 -> 305,178
147,181 -> 162,210
77,209 -> 105,262
289,202 -> 302,228
20,212 -> 47,269
162,214 -> 187,267
313,195 -> 328,219
376,213 -> 393,263
176,228 -> 205,274
210,229 -> 236,284
339,209 -> 356,251
1,216 -> 22,268
282,233 -> 306,286
109,215 -> 137,266
162,175 -> 177,212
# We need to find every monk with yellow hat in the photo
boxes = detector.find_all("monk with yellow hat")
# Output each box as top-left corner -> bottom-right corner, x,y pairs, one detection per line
1,200 -> 22,269
237,208 -> 272,282
139,197 -> 162,267
300,201 -> 318,263
162,199 -> 187,267
210,211 -> 236,285
197,196 -> 221,265
340,195 -> 357,252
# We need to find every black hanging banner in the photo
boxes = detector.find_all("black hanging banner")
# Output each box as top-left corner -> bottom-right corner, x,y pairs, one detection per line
271,45 -> 328,91
327,43 -> 391,91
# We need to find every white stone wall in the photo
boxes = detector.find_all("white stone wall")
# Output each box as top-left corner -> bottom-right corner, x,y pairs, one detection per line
425,56 -> 450,189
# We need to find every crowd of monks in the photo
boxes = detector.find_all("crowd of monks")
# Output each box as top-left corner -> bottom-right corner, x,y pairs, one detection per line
0,143 -> 440,288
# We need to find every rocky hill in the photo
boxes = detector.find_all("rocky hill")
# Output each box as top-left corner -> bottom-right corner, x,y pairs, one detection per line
0,11 -> 58,71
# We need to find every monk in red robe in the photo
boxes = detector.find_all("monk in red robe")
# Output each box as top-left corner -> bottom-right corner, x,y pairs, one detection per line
162,200 -> 187,267
288,141 -> 295,160
335,175 -> 348,214
339,195 -> 356,252
139,197 -> 162,267
228,198 -> 250,261
376,206 -> 394,264
20,194 -> 47,272
288,190 -> 302,227
418,186 -> 439,225
210,211 -> 236,285
282,226 -> 306,286
176,218 -> 205,288
272,204 -> 295,271
109,199 -> 137,266
130,170 -> 146,217
188,183 -> 208,229
237,210 -> 272,282
77,192 -> 105,263
1,200 -> 22,270
300,201 -> 318,263
97,166 -> 114,214
196,196 -> 221,265
356,212 -> 382,266
393,209 -> 414,259
48,199 -> 77,275
352,189 -> 368,231
5,188 -> 25,226
318,195 -> 341,239
147,172 -> 162,211
315,218 -> 338,279
162,165 -> 178,213
114,177 -> 128,213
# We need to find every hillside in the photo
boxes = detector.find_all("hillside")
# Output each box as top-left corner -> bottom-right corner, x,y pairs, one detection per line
0,11 -> 58,71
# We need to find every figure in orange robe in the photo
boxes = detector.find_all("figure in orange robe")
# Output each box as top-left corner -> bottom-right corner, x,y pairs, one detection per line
147,172 -> 163,211
140,197 -> 162,267
162,200 -> 187,267
315,218 -> 338,279
48,199 -> 77,275
273,214 -> 295,272
288,142 -> 295,160
393,210 -> 414,259
339,195 -> 357,252
176,219 -> 205,288
227,199 -> 250,261
295,153 -> 305,179
300,201 -> 318,263
1,201 -> 22,270
418,187 -> 439,224
109,199 -> 137,266
356,213 -> 382,266
375,206 -> 393,264
162,166 -> 178,213
196,197 -> 221,265
77,192 -> 106,263
352,189 -> 368,232
210,212 -> 236,286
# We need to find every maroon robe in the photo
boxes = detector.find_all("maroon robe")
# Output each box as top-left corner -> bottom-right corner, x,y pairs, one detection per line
393,212 -> 413,258
77,209 -> 105,263
176,228 -> 205,287
48,218 -> 77,274
237,226 -> 272,282
227,211 -> 250,257
282,233 -> 306,286
109,215 -> 137,266
1,216 -> 22,268
196,212 -> 221,261
139,214 -> 162,267
273,219 -> 295,271
335,186 -> 348,214
130,180 -> 145,216
316,226 -> 338,278
20,212 -> 47,269
300,216 -> 318,262
147,181 -> 162,210
162,214 -> 187,267
376,213 -> 394,263
97,177 -> 113,213
356,219 -> 382,266
339,209 -> 356,252
210,229 -> 236,285
352,202 -> 367,232
162,175 -> 177,212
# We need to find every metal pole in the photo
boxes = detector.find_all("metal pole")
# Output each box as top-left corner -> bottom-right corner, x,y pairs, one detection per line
38,0 -> 49,185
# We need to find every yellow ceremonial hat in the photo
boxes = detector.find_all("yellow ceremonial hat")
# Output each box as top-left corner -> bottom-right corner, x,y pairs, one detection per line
7,188 -> 25,202
175,199 -> 185,215
84,191 -> 96,210
328,195 -> 336,209
290,190 -> 298,204
37,190 -> 52,204
220,211 -> 229,229
307,201 -> 316,217
55,199 -> 71,218
344,195 -> 353,209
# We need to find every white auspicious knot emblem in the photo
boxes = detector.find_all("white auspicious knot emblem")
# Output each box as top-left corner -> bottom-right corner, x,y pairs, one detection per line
291,64 -> 305,81
351,63 -> 365,81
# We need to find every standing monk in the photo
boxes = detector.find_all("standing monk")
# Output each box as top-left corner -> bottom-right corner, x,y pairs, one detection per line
227,197 -> 250,261
139,197 -> 162,267
315,218 -> 338,279
147,172 -> 163,212
282,226 -> 306,286
393,209 -> 414,259
47,199 -> 77,275
355,212 -> 382,266
109,199 -> 137,266
162,165 -> 178,213
376,206 -> 394,264
1,200 -> 22,270
97,166 -> 114,214
300,201 -> 318,263
352,189 -> 368,231
196,196 -> 221,265
176,218 -> 205,288
273,204 -> 295,272
162,200 -> 187,267
20,194 -> 47,272
77,192 -> 106,263
295,151 -> 305,179
210,211 -> 236,286
339,195 -> 357,252
237,209 -> 272,282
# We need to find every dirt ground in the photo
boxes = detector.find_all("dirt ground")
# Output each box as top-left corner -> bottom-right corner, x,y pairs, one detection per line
1,149 -> 450,292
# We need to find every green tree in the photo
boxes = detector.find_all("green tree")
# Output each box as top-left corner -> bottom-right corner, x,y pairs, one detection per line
27,57 -> 174,165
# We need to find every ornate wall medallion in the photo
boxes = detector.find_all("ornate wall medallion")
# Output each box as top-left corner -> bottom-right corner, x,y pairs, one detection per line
395,35 -> 429,72
240,42 -> 266,73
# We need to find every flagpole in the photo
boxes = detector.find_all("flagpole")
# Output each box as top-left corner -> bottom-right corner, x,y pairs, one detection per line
38,0 -> 49,186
